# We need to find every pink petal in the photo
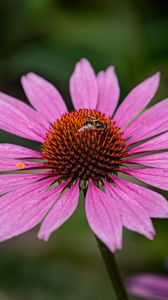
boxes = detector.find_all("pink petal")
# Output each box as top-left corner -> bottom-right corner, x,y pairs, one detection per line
0,173 -> 48,194
85,181 -> 122,252
0,179 -> 66,242
114,72 -> 160,128
0,99 -> 45,142
0,91 -> 49,130
38,181 -> 80,241
0,159 -> 44,171
125,98 -> 168,143
0,177 -> 56,212
128,132 -> 168,154
112,177 -> 168,218
96,66 -> 120,116
69,58 -> 98,110
21,73 -> 68,123
104,180 -> 155,239
126,153 -> 168,168
124,168 -> 168,190
0,144 -> 41,159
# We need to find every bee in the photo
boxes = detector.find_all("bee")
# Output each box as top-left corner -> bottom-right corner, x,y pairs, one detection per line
78,116 -> 107,132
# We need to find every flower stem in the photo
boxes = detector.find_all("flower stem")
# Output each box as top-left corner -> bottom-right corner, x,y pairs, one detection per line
96,237 -> 129,300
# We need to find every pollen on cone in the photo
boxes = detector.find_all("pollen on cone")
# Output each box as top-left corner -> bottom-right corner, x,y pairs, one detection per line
16,162 -> 25,169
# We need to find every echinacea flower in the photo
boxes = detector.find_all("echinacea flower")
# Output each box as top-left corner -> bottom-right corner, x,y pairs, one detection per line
0,58 -> 168,252
126,260 -> 168,300
126,274 -> 168,300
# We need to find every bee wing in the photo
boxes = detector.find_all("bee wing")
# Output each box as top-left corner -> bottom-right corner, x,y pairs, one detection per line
78,124 -> 93,132
78,125 -> 88,132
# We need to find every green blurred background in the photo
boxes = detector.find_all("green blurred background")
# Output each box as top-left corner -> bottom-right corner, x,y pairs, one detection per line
0,0 -> 168,299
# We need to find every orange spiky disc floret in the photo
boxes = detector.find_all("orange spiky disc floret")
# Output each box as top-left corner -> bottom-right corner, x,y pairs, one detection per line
42,109 -> 128,187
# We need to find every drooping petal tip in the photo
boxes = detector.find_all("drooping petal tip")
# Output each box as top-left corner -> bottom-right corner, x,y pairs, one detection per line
38,182 -> 80,241
85,181 -> 123,253
105,179 -> 156,240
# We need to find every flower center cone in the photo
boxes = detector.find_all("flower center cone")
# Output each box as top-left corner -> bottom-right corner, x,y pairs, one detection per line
42,109 -> 128,187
